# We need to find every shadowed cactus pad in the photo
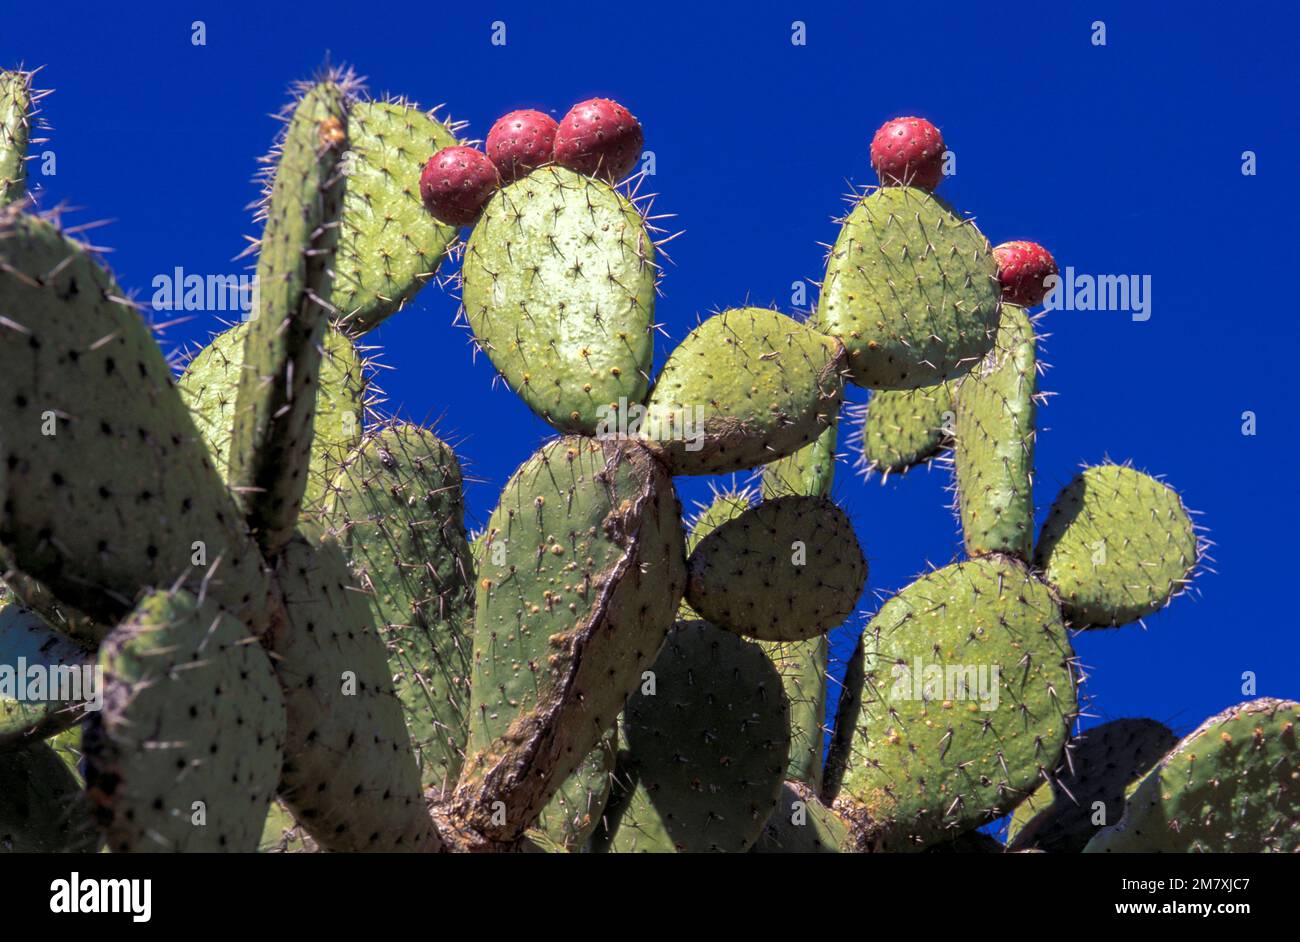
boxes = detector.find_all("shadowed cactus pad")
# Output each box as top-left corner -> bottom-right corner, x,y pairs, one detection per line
642,307 -> 845,475
82,589 -> 285,852
324,422 -> 474,792
1034,464 -> 1198,628
1085,698 -> 1299,853
0,739 -> 96,852
600,621 -> 789,852
1008,717 -> 1176,853
817,186 -> 1000,390
751,781 -> 847,853
0,211 -> 269,627
954,303 -> 1036,559
685,495 -> 866,642
533,731 -> 616,850
333,101 -> 459,334
0,604 -> 93,745
461,166 -> 655,434
842,555 -> 1076,850
852,383 -> 953,476
454,437 -> 685,846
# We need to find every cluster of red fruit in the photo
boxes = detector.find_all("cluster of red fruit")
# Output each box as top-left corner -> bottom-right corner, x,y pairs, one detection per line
419,98 -> 643,227
870,116 -> 1057,308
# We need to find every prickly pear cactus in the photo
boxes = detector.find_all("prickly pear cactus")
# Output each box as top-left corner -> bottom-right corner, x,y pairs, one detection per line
461,167 -> 656,434
851,384 -> 954,477
0,739 -> 96,852
0,69 -> 40,206
751,781 -> 848,853
1085,699 -> 1299,853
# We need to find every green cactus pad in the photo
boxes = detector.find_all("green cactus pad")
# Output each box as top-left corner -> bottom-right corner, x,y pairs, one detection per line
0,70 -> 34,206
761,636 -> 829,789
1034,464 -> 1198,628
0,739 -> 97,852
602,621 -> 790,852
685,495 -> 866,642
751,782 -> 847,853
0,603 -> 93,746
842,556 -> 1076,850
954,304 -> 1036,559
461,166 -> 655,434
181,322 -> 366,513
1084,698 -> 1300,853
1008,717 -> 1176,853
822,631 -> 864,804
533,731 -> 617,851
322,423 -> 475,792
82,589 -> 285,852
642,307 -> 845,475
259,797 -> 319,853
270,534 -> 437,851
0,211 -> 269,627
816,186 -> 1000,390
853,383 -> 953,476
454,437 -> 685,846
229,82 -> 348,555
762,422 -> 839,499
332,100 -> 459,335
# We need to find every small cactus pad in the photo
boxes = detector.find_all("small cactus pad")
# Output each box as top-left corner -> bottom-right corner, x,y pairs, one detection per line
332,100 -> 459,334
0,603 -> 93,746
0,211 -> 269,626
953,304 -> 1037,559
685,495 -> 866,642
0,739 -> 97,852
602,621 -> 790,852
82,589 -> 285,852
762,422 -> 838,499
642,307 -> 845,475
269,535 -> 437,851
1008,717 -> 1176,853
533,731 -> 617,851
323,423 -> 475,792
853,383 -> 953,476
0,70 -> 33,205
461,166 -> 655,434
817,186 -> 1000,390
751,782 -> 847,853
1034,464 -> 1198,628
180,322 -> 366,512
229,81 -> 348,555
1084,698 -> 1300,853
761,636 -> 829,789
454,437 -> 685,845
842,556 -> 1076,850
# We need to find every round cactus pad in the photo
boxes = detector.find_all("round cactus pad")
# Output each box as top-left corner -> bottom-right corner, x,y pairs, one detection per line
843,556 -> 1076,849
854,383 -> 953,475
817,186 -> 1000,390
1034,464 -> 1198,628
461,166 -> 655,434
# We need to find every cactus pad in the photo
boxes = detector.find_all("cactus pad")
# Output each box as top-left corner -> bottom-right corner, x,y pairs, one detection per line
229,81 -> 348,555
1008,717 -> 1176,852
842,556 -> 1076,849
685,495 -> 866,642
853,383 -> 953,476
0,211 -> 269,626
751,782 -> 847,853
0,603 -> 93,746
333,100 -> 459,334
533,731 -> 617,850
82,589 -> 285,852
1034,464 -> 1198,628
323,423 -> 475,792
0,70 -> 34,206
817,186 -> 1000,390
454,437 -> 685,845
461,166 -> 655,434
762,422 -> 839,499
642,307 -> 845,475
0,739 -> 96,852
601,621 -> 790,852
1084,698 -> 1299,853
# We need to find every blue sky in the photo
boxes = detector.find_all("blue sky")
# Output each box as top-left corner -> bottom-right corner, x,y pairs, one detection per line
6,1 -> 1297,772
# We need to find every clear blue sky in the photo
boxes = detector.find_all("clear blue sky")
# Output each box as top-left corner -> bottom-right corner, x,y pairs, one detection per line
7,2 -> 1297,769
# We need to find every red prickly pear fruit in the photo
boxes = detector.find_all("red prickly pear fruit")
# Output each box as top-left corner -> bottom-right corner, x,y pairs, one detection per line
486,109 -> 559,184
419,146 -> 500,227
992,240 -> 1059,307
869,116 -> 946,191
552,98 -> 643,183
